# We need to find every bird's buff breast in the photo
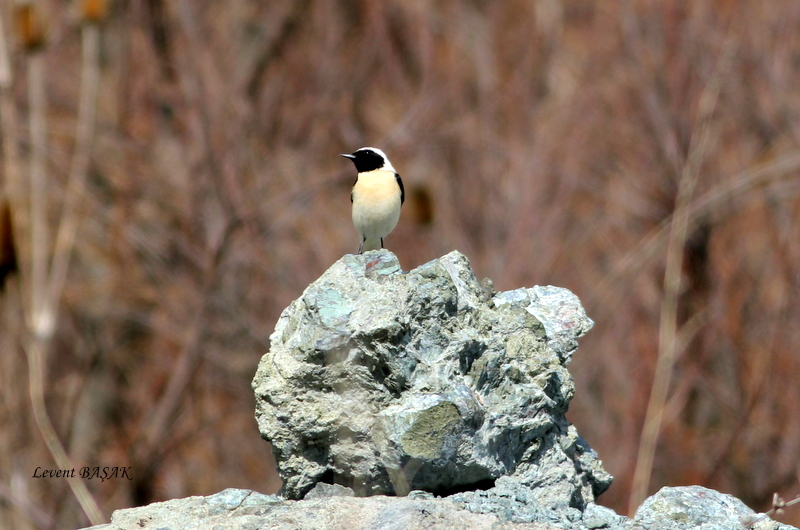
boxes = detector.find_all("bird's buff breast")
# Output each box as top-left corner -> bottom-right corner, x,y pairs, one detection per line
351,170 -> 401,238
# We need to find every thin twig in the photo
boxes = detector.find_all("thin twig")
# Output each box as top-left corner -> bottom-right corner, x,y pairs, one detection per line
628,115 -> 709,516
744,493 -> 800,528
22,12 -> 105,526
25,340 -> 104,524
628,38 -> 735,515
27,50 -> 49,338
0,7 -> 22,225
46,23 -> 101,321
596,151 -> 800,309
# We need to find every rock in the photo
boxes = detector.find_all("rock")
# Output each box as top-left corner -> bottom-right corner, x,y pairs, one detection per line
630,486 -> 797,530
82,489 -> 283,530
81,486 -> 797,530
81,487 -> 565,530
251,250 -> 611,508
583,502 -> 628,529
304,482 -> 356,499
448,476 -> 622,527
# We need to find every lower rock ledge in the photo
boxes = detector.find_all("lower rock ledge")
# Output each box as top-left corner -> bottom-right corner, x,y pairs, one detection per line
80,484 -> 796,530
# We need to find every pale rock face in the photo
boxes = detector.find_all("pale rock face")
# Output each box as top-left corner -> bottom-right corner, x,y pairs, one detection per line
251,249 -> 611,510
84,485 -> 796,530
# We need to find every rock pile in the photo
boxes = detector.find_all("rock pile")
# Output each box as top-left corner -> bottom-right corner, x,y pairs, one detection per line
82,250 -> 796,530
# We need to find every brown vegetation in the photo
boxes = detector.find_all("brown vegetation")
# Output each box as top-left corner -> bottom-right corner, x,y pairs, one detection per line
1,1 -> 799,528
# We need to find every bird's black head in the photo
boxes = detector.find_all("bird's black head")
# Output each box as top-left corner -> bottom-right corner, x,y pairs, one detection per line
341,147 -> 390,173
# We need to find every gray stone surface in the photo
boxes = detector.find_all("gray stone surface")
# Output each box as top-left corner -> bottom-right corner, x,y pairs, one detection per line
85,487 -> 562,530
82,486 -> 796,530
251,250 -> 611,507
629,486 -> 796,530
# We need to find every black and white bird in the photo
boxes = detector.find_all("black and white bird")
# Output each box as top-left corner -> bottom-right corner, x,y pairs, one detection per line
341,147 -> 404,254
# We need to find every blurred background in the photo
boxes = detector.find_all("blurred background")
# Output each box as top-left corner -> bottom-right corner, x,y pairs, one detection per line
1,0 -> 799,528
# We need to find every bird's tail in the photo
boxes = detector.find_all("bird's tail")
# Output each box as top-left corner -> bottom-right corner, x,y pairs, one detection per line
359,237 -> 382,253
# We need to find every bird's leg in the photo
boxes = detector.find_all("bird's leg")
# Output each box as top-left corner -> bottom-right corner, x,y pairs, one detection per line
380,238 -> 384,249
359,238 -> 365,254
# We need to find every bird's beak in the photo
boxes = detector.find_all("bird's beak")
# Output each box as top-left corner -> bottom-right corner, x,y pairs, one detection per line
340,153 -> 355,159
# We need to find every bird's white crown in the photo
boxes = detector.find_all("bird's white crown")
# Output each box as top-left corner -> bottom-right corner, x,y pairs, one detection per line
356,147 -> 395,172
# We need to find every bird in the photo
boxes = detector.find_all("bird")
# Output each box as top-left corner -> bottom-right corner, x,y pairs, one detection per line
341,147 -> 404,254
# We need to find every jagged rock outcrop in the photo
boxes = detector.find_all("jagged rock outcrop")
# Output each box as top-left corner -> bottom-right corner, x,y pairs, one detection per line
83,251 -> 797,530
251,250 -> 610,509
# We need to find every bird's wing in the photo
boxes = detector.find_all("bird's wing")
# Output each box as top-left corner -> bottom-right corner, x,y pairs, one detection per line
396,173 -> 405,205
